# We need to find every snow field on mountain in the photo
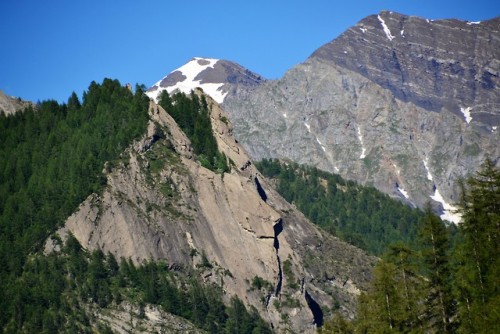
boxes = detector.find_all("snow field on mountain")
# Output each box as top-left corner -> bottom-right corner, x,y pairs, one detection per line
147,57 -> 228,104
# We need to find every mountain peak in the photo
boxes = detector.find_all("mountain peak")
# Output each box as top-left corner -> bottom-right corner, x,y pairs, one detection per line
146,57 -> 264,104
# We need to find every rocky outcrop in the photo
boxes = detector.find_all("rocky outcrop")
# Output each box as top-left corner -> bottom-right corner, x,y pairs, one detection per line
48,92 -> 376,332
221,12 -> 500,222
90,302 -> 203,334
0,90 -> 33,115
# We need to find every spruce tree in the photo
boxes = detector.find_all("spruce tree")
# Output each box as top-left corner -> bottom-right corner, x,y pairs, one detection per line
419,206 -> 455,333
455,158 -> 500,333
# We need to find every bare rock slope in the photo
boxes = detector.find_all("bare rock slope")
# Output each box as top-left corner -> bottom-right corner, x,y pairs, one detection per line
49,91 -> 375,332
222,12 -> 500,222
0,90 -> 33,115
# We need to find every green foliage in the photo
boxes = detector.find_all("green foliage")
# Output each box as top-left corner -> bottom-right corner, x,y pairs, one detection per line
256,159 -> 425,255
283,258 -> 299,290
2,234 -> 272,333
158,90 -> 229,173
350,159 -> 499,333
0,79 -> 149,330
250,275 -> 273,292
454,157 -> 500,333
419,206 -> 455,333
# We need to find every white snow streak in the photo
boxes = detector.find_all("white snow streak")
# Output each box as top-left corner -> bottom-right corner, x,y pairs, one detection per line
430,189 -> 461,224
423,158 -> 461,223
423,159 -> 433,181
357,127 -> 366,159
316,137 -> 326,152
146,57 -> 227,104
283,113 -> 287,118
400,29 -> 405,37
467,21 -> 481,25
305,122 -> 325,152
392,163 -> 401,175
378,15 -> 395,41
461,107 -> 472,124
398,187 -> 410,199
360,27 -> 367,33
492,126 -> 497,132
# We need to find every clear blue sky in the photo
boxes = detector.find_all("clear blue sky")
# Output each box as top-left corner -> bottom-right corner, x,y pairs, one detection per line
1,0 -> 498,103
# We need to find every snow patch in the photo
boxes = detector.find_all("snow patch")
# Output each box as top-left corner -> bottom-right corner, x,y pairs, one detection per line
378,15 -> 395,41
283,113 -> 287,118
357,127 -> 366,159
334,166 -> 340,173
398,186 -> 410,199
430,188 -> 461,224
492,126 -> 497,132
393,163 -> 400,175
400,29 -> 405,37
460,107 -> 472,124
316,137 -> 326,152
146,57 -> 228,104
304,122 -> 311,132
423,159 -> 433,181
467,21 -> 481,25
360,27 -> 367,33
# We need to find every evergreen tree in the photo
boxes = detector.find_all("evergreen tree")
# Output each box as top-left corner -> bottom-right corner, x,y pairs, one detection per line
419,206 -> 455,333
455,158 -> 500,333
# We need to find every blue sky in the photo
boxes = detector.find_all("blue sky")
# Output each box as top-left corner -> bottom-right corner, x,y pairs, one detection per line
1,0 -> 498,103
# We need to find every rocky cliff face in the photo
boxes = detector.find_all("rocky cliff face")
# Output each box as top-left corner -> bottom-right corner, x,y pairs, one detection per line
48,91 -> 375,332
0,90 -> 33,115
221,12 -> 500,222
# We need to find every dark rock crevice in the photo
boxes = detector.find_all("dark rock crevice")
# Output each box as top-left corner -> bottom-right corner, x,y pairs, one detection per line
305,290 -> 324,328
273,219 -> 283,250
254,177 -> 268,202
272,219 -> 284,297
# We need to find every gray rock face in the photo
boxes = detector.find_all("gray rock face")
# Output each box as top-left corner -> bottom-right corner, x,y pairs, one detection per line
220,12 -> 500,222
49,96 -> 376,332
311,11 -> 500,124
0,90 -> 33,115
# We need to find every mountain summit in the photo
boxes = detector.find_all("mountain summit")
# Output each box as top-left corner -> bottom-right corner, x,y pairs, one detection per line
146,57 -> 264,103
218,12 -> 499,223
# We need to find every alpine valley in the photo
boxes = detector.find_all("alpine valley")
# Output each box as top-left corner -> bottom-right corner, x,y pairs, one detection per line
1,10 -> 499,334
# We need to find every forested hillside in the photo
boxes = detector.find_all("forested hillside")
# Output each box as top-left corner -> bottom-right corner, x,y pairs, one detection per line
322,159 -> 499,333
0,81 -> 272,332
0,79 -> 150,330
256,159 -> 426,255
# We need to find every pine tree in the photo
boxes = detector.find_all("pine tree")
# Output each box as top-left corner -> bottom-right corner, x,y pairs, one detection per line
419,206 -> 455,333
455,158 -> 500,333
385,242 -> 425,332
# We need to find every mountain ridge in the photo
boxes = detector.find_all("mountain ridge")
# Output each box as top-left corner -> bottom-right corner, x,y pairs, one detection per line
48,90 -> 376,332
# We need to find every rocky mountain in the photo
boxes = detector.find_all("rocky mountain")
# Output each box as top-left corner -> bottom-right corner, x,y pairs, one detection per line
47,90 -> 376,332
146,57 -> 264,104
218,12 -> 498,223
147,13 -> 499,223
0,90 -> 33,115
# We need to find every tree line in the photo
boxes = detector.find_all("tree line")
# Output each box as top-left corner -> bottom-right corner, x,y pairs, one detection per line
256,159 -> 426,255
